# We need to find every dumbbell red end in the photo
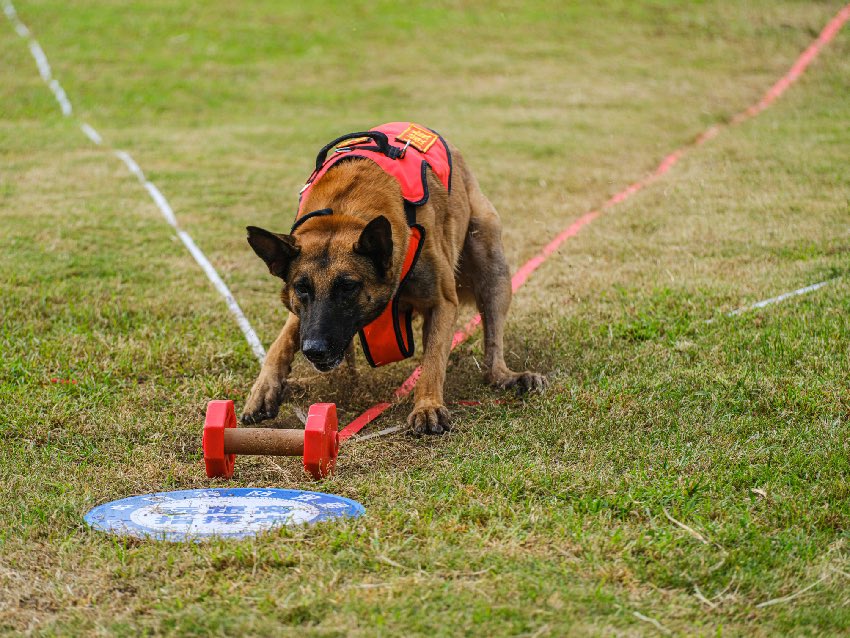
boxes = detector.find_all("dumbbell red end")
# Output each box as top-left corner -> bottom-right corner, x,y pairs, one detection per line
303,403 -> 339,479
203,399 -> 237,478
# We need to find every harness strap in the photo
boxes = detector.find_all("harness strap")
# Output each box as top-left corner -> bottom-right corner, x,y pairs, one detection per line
358,224 -> 425,367
290,208 -> 332,234
312,130 -> 403,172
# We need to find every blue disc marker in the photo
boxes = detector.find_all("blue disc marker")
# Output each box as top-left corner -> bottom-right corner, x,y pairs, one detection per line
84,488 -> 365,541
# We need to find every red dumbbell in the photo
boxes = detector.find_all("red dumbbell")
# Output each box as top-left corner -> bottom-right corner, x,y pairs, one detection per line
202,400 -> 339,479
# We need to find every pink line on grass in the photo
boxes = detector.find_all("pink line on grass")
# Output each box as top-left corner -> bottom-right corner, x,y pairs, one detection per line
339,3 -> 850,442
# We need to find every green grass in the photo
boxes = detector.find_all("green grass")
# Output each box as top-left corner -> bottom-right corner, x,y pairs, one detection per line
2,0 -> 850,635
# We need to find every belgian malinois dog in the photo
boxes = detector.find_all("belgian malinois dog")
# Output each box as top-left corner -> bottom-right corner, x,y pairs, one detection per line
243,124 -> 545,434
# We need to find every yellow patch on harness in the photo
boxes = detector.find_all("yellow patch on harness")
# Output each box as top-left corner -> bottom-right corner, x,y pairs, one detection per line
396,124 -> 438,153
336,136 -> 370,148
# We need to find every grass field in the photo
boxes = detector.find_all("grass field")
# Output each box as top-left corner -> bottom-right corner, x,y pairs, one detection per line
2,0 -> 850,635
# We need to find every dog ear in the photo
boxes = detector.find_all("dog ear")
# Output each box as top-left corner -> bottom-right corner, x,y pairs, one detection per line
354,215 -> 393,278
246,226 -> 300,280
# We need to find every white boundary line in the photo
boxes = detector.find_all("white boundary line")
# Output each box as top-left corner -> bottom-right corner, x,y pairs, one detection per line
80,122 -> 102,145
727,280 -> 832,316
708,279 -> 835,323
3,0 -> 266,363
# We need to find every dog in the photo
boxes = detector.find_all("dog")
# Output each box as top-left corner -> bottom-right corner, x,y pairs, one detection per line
242,123 -> 545,434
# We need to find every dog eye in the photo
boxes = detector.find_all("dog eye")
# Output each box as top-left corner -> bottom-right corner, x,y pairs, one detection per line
337,279 -> 362,294
293,280 -> 311,299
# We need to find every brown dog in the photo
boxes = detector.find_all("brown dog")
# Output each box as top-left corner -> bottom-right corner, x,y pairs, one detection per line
243,125 -> 544,434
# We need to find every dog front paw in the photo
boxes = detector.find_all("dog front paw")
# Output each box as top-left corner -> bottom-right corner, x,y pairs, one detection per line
241,374 -> 287,424
407,401 -> 451,436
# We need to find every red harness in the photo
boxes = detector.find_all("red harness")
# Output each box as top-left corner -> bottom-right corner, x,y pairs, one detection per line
293,122 -> 453,367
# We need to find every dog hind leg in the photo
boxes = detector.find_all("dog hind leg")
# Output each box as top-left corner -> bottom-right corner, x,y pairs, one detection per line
463,187 -> 546,393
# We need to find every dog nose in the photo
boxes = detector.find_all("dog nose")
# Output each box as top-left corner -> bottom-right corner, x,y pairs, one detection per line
302,339 -> 331,360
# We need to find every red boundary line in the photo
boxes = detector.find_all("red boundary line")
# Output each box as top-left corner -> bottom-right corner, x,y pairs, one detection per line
338,3 -> 850,441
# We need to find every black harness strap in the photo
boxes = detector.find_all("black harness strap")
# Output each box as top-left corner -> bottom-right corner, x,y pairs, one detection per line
290,208 -> 332,234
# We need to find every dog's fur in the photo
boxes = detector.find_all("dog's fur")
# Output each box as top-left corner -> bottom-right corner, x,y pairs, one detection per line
243,140 -> 545,434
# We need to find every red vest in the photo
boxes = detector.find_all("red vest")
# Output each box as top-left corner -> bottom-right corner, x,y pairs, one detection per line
293,123 -> 452,367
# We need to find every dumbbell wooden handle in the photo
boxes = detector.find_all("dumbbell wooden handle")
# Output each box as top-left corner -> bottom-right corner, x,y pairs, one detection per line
204,400 -> 338,479
223,428 -> 304,457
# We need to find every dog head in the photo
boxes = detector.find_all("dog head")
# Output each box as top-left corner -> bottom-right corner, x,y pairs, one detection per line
247,214 -> 396,371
